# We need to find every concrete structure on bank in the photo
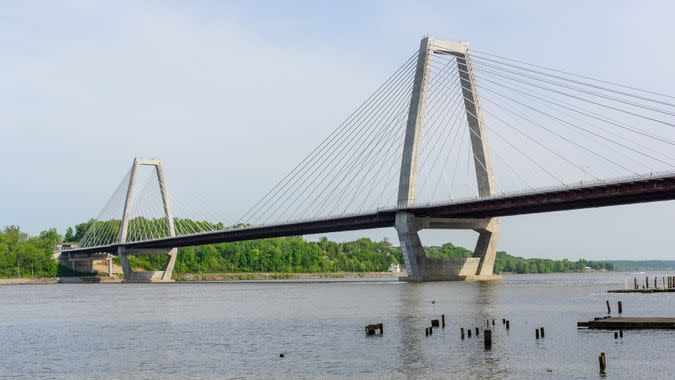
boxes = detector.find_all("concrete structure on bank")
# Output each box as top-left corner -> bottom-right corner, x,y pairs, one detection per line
395,37 -> 500,281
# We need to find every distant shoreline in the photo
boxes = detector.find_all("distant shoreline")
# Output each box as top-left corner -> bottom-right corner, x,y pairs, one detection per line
3,270 -> 667,285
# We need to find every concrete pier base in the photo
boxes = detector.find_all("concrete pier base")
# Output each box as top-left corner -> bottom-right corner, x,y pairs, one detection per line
395,212 -> 500,282
119,247 -> 177,283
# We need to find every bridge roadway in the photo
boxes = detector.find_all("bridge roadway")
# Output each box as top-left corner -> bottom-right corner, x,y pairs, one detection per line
64,172 -> 675,256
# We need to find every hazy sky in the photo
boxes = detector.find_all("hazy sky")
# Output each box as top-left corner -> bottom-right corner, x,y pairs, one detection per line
2,0 -> 675,260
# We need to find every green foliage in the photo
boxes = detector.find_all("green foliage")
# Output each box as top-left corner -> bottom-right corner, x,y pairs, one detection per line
1,220 -> 618,278
605,260 -> 675,271
0,226 -> 61,278
425,243 -> 473,260
171,236 -> 402,274
494,251 -> 614,274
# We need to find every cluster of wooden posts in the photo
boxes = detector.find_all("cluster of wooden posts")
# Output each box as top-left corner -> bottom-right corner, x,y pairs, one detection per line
425,316 -> 512,350
606,300 -> 622,314
632,276 -> 675,290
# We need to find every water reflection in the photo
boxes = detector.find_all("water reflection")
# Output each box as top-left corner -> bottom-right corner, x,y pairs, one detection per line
393,281 -> 508,379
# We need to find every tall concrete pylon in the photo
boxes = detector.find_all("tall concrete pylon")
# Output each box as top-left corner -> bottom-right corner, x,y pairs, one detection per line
396,37 -> 501,281
117,157 -> 178,283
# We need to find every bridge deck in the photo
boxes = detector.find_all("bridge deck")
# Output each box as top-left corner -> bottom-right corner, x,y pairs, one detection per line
63,173 -> 675,256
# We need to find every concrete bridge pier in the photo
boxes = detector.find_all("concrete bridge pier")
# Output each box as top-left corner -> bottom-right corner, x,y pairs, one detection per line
395,212 -> 501,281
396,37 -> 500,281
118,247 -> 177,283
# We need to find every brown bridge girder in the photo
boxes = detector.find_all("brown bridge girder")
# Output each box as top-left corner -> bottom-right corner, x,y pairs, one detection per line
63,175 -> 675,257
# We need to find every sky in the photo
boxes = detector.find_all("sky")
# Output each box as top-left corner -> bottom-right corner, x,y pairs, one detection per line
2,0 -> 675,260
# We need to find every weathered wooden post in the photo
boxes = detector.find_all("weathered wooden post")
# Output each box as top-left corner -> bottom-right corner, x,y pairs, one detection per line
599,352 -> 606,374
429,326 -> 433,335
654,276 -> 657,289
475,327 -> 479,336
540,327 -> 545,338
460,328 -> 465,340
468,329 -> 472,338
618,301 -> 622,314
634,277 -> 637,290
619,330 -> 623,338
425,327 -> 429,337
535,329 -> 540,339
506,320 -> 510,330
606,300 -> 611,314
502,318 -> 506,324
492,319 -> 495,326
646,276 -> 649,289
614,332 -> 618,339
484,329 -> 492,350
441,314 -> 445,328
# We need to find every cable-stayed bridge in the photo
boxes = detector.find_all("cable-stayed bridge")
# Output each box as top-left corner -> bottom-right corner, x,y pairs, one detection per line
62,37 -> 675,282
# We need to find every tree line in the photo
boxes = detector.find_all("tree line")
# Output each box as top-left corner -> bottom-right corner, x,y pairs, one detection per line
0,221 -> 613,278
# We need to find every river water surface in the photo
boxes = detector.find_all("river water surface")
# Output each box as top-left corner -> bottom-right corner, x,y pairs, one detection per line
1,272 -> 674,379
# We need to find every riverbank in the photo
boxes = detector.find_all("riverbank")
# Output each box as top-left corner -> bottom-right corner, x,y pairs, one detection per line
0,271 -> 404,284
0,277 -> 123,285
175,271 -> 404,281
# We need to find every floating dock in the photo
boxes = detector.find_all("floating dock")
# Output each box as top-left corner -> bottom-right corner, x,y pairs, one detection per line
577,316 -> 675,329
608,288 -> 675,293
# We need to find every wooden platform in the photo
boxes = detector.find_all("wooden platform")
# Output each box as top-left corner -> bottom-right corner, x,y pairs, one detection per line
608,288 -> 675,293
577,316 -> 675,329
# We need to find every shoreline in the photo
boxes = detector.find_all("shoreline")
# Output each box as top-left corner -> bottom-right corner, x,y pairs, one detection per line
0,270 -> 649,285
0,271 -> 405,285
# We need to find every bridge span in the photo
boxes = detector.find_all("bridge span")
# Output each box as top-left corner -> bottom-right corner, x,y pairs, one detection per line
62,36 -> 675,282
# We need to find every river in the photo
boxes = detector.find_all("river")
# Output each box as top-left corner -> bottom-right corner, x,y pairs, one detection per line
1,272 -> 674,379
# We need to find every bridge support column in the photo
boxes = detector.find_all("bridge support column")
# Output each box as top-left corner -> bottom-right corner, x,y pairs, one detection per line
396,37 -> 500,281
116,157 -> 178,283
118,247 -> 177,283
395,212 -> 501,281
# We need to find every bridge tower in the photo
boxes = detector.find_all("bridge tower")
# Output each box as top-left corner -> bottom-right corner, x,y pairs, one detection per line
396,37 -> 501,281
117,157 -> 178,283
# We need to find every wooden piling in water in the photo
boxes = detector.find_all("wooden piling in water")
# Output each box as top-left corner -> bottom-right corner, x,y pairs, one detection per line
425,327 -> 429,337
599,352 -> 606,374
492,319 -> 495,325
502,318 -> 506,324
540,327 -> 545,338
618,301 -> 622,314
646,276 -> 649,289
441,314 -> 445,328
536,329 -> 540,339
614,331 -> 618,339
468,329 -> 472,338
506,320 -> 510,330
619,330 -> 623,338
634,277 -> 637,290
484,329 -> 492,350
606,300 -> 611,314
475,327 -> 479,336
429,326 -> 433,335
460,328 -> 465,340
365,323 -> 383,335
